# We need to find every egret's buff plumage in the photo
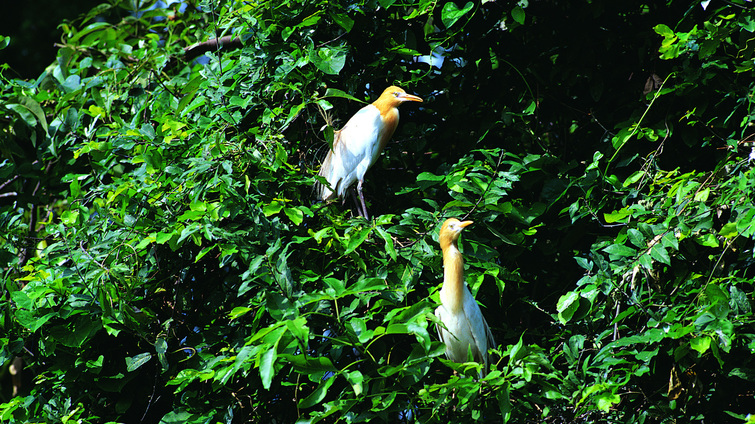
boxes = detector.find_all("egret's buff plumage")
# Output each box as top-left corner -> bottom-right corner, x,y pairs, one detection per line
316,86 -> 423,218
435,218 -> 495,377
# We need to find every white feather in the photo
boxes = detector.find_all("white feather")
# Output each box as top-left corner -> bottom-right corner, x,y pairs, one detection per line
436,284 -> 494,369
318,104 -> 387,199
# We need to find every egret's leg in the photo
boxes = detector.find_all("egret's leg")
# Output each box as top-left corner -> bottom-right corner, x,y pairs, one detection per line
349,187 -> 362,216
356,179 -> 369,219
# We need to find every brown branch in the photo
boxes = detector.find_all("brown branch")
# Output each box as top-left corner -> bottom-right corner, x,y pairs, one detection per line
164,35 -> 243,72
183,35 -> 243,63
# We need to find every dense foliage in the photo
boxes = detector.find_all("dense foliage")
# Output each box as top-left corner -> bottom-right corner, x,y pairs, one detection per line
2,0 -> 755,422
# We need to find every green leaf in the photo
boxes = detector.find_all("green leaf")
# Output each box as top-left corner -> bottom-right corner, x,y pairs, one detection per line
595,392 -> 620,412
6,103 -> 37,128
259,348 -> 276,390
736,207 -> 755,237
694,187 -> 710,201
511,6 -> 525,25
719,222 -> 738,238
322,88 -> 362,102
627,228 -> 645,248
284,207 -> 304,225
417,172 -> 444,189
159,410 -> 195,423
49,317 -> 101,348
279,354 -> 336,374
623,170 -> 645,186
299,376 -> 335,409
441,1 -> 474,29
125,352 -> 152,372
263,201 -> 284,216
345,370 -> 364,396
574,256 -> 592,271
650,244 -> 670,265
330,12 -> 354,32
285,316 -> 310,343
604,207 -> 632,223
661,231 -> 678,250
229,306 -> 253,319
311,46 -> 347,75
603,243 -> 637,258
15,310 -> 56,332
375,226 -> 397,261
344,226 -> 371,255
690,336 -> 711,354
654,24 -> 674,37
557,291 -> 579,324
694,233 -> 719,247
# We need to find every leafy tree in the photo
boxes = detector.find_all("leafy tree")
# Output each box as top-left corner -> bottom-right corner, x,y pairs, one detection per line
1,0 -> 755,422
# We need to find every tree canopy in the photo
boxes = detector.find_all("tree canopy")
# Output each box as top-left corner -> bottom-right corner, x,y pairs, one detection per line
2,0 -> 755,422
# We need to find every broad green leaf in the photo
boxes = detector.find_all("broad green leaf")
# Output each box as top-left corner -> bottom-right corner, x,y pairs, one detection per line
557,291 -> 579,324
736,207 -> 755,236
623,170 -> 645,186
125,352 -> 152,372
263,201 -> 284,216
694,187 -> 710,201
6,103 -> 37,128
627,228 -> 645,248
298,376 -> 335,408
718,222 -> 738,238
595,392 -> 620,412
259,348 -> 276,390
344,226 -> 371,255
694,233 -> 719,247
285,316 -> 310,343
49,317 -> 101,348
654,24 -> 674,37
322,88 -> 362,102
603,243 -> 637,258
690,336 -> 711,354
11,290 -> 33,310
604,207 -> 632,223
730,285 -> 751,314
661,231 -> 678,250
15,310 -> 56,332
330,12 -> 354,32
417,172 -> 444,189
159,410 -> 195,423
229,306 -> 253,319
650,244 -> 670,265
284,207 -> 304,225
441,1 -> 474,29
311,46 -> 347,75
511,6 -> 525,25
279,354 -> 336,374
375,226 -> 397,261
345,370 -> 364,396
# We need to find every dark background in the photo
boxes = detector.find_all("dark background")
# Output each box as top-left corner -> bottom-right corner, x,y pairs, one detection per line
1,0 -> 100,79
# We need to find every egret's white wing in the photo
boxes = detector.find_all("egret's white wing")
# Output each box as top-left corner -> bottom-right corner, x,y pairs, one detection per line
435,299 -> 480,365
318,105 -> 382,199
462,284 -> 495,371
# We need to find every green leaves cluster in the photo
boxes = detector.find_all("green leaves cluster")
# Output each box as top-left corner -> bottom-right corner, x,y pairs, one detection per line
1,0 -> 755,423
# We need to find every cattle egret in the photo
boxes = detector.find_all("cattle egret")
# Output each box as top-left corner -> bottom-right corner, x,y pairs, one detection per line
316,86 -> 423,218
435,218 -> 495,377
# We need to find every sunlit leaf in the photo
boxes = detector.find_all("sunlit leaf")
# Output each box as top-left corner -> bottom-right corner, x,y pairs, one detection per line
441,1 -> 474,29
311,46 -> 347,75
125,352 -> 152,372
